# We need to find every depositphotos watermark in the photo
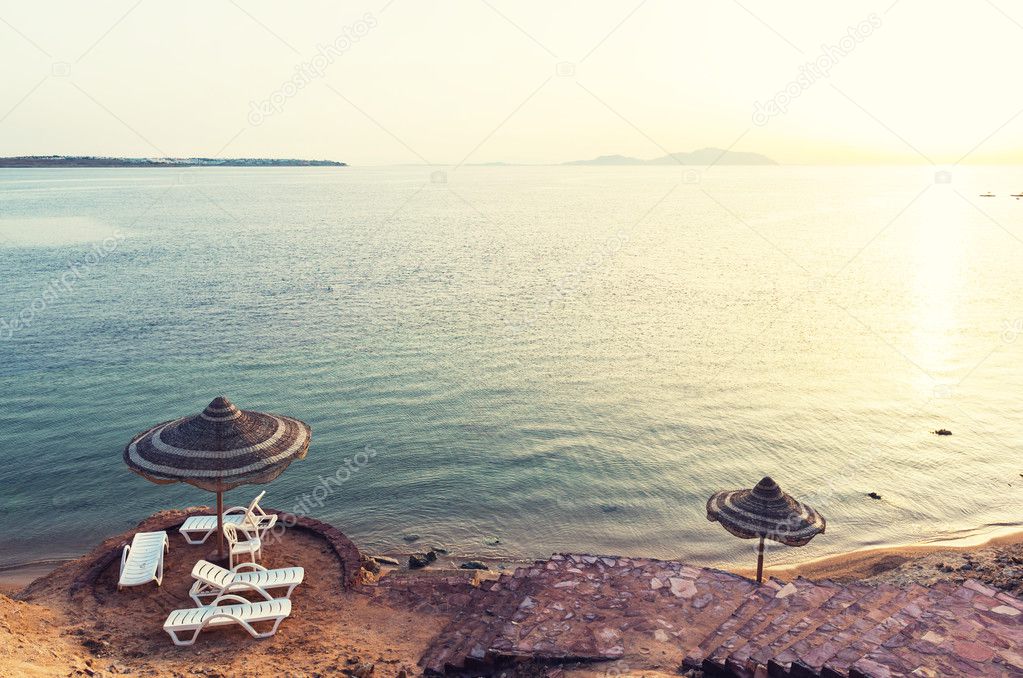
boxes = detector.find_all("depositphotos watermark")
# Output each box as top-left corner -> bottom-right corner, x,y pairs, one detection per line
752,14 -> 882,126
248,13 -> 378,126
0,231 -> 126,340
1002,318 -> 1023,343
262,444 -> 378,545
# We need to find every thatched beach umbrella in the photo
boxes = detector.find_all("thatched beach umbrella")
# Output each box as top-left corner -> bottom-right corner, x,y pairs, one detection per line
124,396 -> 310,559
707,476 -> 825,583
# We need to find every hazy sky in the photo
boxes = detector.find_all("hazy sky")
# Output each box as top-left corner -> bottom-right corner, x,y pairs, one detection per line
2,1 -> 1023,165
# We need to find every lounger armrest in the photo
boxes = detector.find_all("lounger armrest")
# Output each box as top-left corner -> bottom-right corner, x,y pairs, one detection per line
219,581 -> 274,601
231,562 -> 268,573
209,593 -> 251,607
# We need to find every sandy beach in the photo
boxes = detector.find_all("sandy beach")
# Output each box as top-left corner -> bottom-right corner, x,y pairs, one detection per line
2,510 -> 1021,678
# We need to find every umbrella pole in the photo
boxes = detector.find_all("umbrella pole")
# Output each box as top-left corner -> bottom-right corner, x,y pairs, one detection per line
216,490 -> 225,560
756,535 -> 765,583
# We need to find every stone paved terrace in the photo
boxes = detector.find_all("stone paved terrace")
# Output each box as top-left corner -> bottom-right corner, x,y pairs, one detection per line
372,553 -> 1023,677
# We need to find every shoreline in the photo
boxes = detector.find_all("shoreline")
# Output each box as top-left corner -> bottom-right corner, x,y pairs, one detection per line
3,512 -> 1021,677
740,525 -> 1023,582
4,524 -> 1021,595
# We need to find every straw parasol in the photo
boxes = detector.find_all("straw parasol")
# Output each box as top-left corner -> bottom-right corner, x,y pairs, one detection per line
707,476 -> 825,583
124,396 -> 311,560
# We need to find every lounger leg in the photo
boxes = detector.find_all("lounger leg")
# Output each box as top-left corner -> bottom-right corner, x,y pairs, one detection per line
189,581 -> 216,607
238,617 -> 285,640
118,545 -> 130,591
257,617 -> 285,638
167,628 -> 200,646
179,527 -> 215,545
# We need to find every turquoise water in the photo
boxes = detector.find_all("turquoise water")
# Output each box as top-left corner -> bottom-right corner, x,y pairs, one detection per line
1,166 -> 1021,571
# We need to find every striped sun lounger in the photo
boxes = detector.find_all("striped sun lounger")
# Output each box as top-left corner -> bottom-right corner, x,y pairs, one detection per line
118,531 -> 169,590
163,594 -> 292,646
189,559 -> 305,605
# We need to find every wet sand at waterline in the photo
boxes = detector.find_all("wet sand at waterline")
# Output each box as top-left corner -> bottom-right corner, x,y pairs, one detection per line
740,526 -> 1023,585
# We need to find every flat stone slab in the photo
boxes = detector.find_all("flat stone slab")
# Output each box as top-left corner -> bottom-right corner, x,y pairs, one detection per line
848,579 -> 1023,677
403,555 -> 1023,677
488,554 -> 754,664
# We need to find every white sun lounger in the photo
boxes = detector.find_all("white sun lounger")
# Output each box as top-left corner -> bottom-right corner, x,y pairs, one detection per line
163,593 -> 292,646
118,531 -> 169,590
189,559 -> 305,606
178,491 -> 278,545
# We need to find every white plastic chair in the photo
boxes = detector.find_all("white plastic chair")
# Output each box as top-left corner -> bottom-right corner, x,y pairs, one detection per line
223,522 -> 262,569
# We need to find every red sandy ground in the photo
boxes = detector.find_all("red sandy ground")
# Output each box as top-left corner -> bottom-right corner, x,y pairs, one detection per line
4,526 -> 436,677
3,517 -> 1022,678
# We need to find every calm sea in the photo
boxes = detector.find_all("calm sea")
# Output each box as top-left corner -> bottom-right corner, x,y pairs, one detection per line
1,165 -> 1021,571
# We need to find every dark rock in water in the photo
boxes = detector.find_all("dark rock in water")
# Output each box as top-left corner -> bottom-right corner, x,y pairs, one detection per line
373,555 -> 400,567
402,534 -> 421,543
361,555 -> 381,574
600,504 -> 622,513
483,536 -> 501,546
867,492 -> 882,500
409,550 -> 438,569
459,561 -> 489,570
933,428 -> 952,436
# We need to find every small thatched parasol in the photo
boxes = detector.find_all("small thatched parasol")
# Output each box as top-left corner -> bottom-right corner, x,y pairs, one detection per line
124,396 -> 310,559
707,476 -> 825,583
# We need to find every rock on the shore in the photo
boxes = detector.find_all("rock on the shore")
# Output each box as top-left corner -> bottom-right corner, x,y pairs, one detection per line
373,555 -> 401,567
459,561 -> 489,571
409,551 -> 438,569
933,428 -> 952,436
361,555 -> 381,574
352,662 -> 375,678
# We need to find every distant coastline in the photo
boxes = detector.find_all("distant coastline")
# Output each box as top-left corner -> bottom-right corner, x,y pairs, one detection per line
563,147 -> 776,166
0,156 -> 346,168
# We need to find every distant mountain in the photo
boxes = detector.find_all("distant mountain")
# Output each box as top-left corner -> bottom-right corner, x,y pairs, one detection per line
564,147 -> 776,166
564,154 -> 649,166
0,156 -> 346,168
